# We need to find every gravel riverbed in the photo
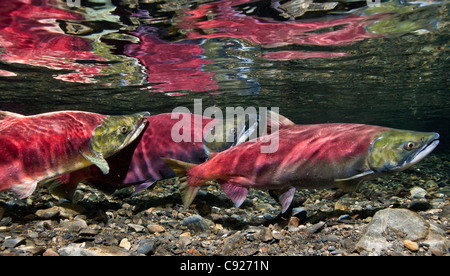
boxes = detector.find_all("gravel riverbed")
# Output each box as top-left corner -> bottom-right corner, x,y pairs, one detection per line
1,154 -> 449,256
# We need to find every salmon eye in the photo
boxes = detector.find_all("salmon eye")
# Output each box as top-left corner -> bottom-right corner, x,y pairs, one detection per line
120,126 -> 129,134
404,141 -> 415,151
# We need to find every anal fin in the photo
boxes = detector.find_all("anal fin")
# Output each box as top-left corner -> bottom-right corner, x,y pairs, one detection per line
180,182 -> 201,209
133,180 -> 157,195
270,187 -> 296,213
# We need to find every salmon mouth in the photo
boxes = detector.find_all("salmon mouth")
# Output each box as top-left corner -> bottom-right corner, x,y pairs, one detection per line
120,112 -> 150,150
402,133 -> 440,170
407,134 -> 440,166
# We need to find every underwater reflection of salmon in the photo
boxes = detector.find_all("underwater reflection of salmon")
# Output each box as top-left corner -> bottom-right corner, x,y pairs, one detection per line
164,123 -> 439,213
0,110 -> 149,198
177,0 -> 384,59
0,1 -> 106,83
124,33 -> 218,93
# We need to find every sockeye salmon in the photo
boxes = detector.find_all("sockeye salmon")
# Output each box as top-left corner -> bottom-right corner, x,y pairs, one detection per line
49,111 -> 293,199
0,110 -> 149,198
164,123 -> 440,213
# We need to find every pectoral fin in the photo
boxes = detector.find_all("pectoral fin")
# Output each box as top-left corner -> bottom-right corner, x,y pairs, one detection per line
335,170 -> 374,182
80,151 -> 110,175
335,170 -> 374,192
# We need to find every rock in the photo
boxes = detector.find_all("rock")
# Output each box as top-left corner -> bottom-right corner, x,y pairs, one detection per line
137,238 -> 156,255
260,227 -> 273,242
424,223 -> 450,254
59,245 -> 130,256
180,235 -> 192,246
355,208 -> 429,254
128,223 -> 145,233
404,240 -> 419,251
222,231 -> 245,255
327,234 -> 340,243
181,215 -> 213,232
35,206 -> 60,219
79,228 -> 99,236
60,219 -> 88,232
147,224 -> 165,233
19,245 -> 45,255
0,226 -> 9,232
58,203 -> 86,218
3,237 -> 26,248
43,248 -> 60,256
306,221 -> 326,234
334,197 -> 355,212
272,230 -> 285,240
288,217 -> 299,227
410,187 -> 427,198
119,238 -> 132,250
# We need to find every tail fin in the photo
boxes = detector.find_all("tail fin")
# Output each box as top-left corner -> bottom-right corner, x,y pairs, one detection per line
161,158 -> 197,177
161,158 -> 199,208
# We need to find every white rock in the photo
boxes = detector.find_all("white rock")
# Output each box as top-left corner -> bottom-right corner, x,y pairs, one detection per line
410,186 -> 427,198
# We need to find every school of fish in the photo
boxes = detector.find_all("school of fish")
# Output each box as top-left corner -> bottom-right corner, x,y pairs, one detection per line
0,109 -> 440,218
47,112 -> 261,199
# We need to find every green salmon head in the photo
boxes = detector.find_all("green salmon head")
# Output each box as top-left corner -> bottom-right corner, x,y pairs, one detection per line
368,129 -> 439,173
91,111 -> 150,157
203,114 -> 259,156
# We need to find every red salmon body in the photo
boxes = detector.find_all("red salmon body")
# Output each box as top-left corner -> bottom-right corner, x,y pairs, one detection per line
166,122 -> 439,213
51,113 -> 216,197
0,110 -> 150,199
188,124 -> 388,189
124,113 -> 214,185
0,111 -> 106,198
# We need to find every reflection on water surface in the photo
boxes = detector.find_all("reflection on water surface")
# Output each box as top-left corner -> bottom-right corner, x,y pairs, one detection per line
0,0 -> 448,149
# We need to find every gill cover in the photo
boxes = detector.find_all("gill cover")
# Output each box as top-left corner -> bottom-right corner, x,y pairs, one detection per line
368,129 -> 439,173
82,111 -> 150,174
203,110 -> 294,156
203,113 -> 259,156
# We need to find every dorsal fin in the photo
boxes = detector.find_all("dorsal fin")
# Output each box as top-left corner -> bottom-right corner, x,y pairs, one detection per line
208,152 -> 219,159
266,110 -> 295,135
0,111 -> 24,120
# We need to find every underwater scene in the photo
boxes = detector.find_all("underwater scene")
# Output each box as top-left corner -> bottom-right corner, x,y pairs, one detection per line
0,0 -> 449,257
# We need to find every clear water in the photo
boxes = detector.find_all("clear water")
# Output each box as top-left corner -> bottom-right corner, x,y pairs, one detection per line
0,0 -> 448,151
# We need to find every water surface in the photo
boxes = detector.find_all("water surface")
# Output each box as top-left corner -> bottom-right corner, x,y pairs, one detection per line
0,0 -> 448,150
